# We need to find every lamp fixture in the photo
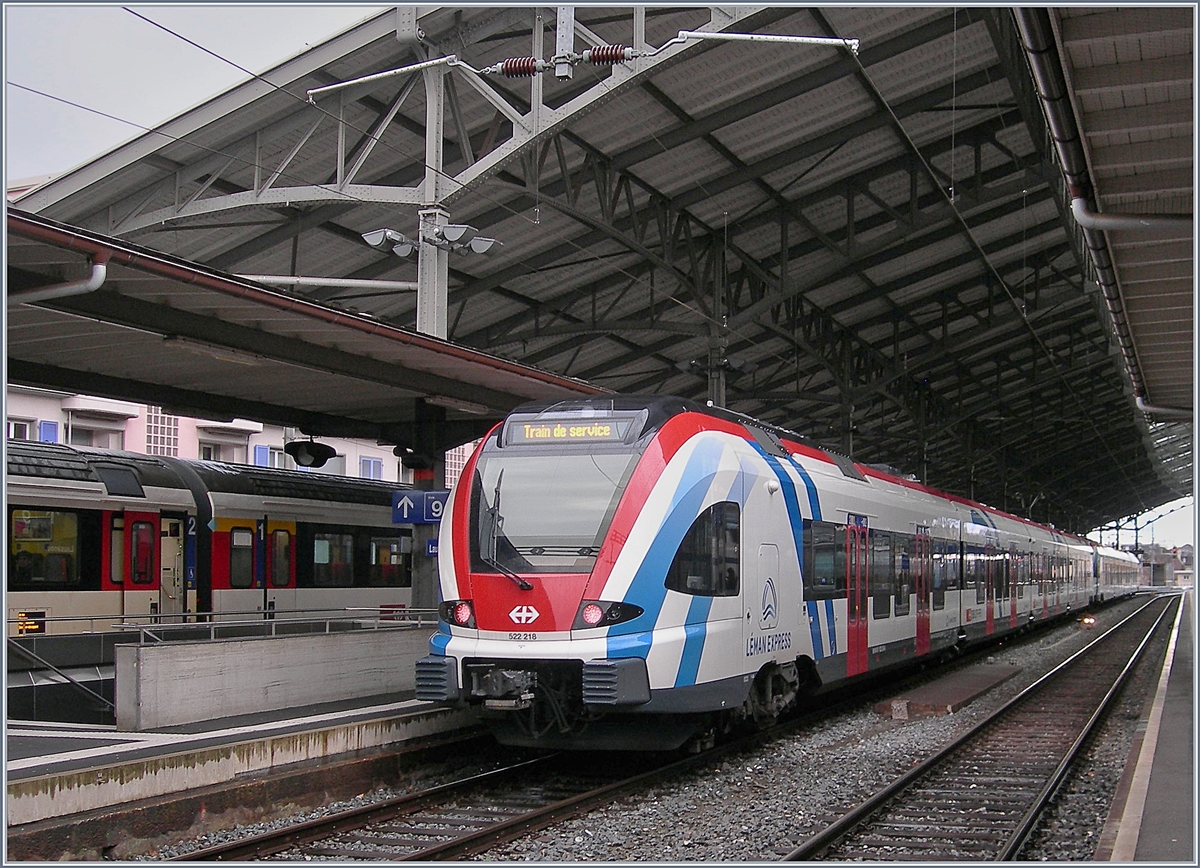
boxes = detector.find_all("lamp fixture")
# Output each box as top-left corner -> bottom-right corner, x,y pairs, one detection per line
362,226 -> 498,257
361,228 -> 416,258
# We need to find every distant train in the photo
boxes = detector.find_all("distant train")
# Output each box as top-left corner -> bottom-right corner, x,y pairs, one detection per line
416,396 -> 1141,750
6,440 -> 415,635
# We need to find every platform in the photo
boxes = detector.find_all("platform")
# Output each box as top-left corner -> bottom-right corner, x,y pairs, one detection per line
873,663 -> 1023,719
1095,589 -> 1193,862
6,692 -> 480,860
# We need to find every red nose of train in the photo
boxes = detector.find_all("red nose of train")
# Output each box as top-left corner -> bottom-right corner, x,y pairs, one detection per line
465,573 -> 592,633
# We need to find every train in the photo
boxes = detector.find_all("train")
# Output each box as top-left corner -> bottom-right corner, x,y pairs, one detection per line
6,440 -> 416,636
415,395 -> 1141,751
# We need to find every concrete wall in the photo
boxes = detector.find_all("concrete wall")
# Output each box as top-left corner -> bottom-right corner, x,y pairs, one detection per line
115,625 -> 434,730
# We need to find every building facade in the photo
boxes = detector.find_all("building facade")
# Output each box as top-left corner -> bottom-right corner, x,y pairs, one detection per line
4,386 -> 484,486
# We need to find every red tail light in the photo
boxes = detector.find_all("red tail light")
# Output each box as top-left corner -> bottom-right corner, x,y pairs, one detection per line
439,600 -> 476,628
572,600 -> 643,630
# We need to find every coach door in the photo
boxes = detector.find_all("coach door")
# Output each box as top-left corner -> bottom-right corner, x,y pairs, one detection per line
845,515 -> 870,676
159,517 -> 185,621
984,543 -> 997,635
914,528 -> 932,656
121,511 -> 160,619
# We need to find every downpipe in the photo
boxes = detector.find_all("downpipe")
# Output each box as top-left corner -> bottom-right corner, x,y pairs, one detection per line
8,254 -> 108,306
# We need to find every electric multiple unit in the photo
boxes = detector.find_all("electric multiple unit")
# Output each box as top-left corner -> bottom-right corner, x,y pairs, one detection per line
416,396 -> 1140,750
7,441 -> 415,635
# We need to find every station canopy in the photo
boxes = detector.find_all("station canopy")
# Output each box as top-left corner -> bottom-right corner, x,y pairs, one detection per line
9,6 -> 1193,533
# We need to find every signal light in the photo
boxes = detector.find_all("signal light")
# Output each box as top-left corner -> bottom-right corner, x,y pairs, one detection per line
581,603 -> 604,626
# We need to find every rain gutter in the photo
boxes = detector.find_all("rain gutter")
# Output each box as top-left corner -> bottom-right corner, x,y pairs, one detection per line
1013,8 -> 1192,415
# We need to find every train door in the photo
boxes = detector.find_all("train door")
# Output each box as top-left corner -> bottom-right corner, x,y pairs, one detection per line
845,514 -> 869,676
1008,544 -> 1019,629
122,511 -> 160,619
984,543 -> 996,635
914,528 -> 931,656
264,522 -> 298,616
159,516 -> 186,621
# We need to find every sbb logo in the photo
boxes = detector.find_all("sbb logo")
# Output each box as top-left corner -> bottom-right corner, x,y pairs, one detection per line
509,605 -> 540,625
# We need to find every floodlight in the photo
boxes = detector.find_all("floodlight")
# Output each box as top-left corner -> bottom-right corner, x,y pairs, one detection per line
439,224 -> 478,245
362,228 -> 405,250
468,236 -> 501,254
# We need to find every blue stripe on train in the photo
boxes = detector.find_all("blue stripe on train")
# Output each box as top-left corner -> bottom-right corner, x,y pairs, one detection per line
825,598 -> 837,655
610,438 -> 736,661
806,600 -> 824,660
675,595 -> 715,687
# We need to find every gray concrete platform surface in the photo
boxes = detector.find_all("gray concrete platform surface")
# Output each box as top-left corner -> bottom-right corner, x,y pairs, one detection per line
1096,590 -> 1194,862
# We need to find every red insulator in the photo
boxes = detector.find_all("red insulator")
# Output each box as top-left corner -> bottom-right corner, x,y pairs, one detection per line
501,57 -> 540,77
585,45 -> 630,65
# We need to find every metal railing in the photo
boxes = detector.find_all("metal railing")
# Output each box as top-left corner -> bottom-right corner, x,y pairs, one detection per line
7,606 -> 439,642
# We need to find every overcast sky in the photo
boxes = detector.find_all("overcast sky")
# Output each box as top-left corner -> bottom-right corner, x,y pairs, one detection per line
3,4 -> 1194,548
4,4 -> 386,181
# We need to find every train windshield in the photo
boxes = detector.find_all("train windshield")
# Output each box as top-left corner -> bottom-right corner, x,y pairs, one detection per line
469,445 -> 642,575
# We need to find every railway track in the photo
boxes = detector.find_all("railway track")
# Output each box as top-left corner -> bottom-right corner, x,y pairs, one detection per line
783,594 -> 1179,862
172,742 -> 738,860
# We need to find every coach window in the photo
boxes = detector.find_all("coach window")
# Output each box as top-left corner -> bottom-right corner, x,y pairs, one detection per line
665,502 -> 740,597
870,530 -> 893,618
802,520 -> 845,600
369,535 -> 409,587
130,521 -> 156,585
229,528 -> 254,589
893,534 -> 912,617
9,508 -> 100,591
312,532 -> 354,587
269,530 -> 291,588
931,540 -> 949,610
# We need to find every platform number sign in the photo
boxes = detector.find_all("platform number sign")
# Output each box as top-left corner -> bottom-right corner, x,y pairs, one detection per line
392,490 -> 450,524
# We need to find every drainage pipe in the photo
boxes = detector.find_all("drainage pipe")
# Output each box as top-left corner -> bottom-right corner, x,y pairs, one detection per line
1013,9 -> 1147,398
236,274 -> 418,293
1135,397 -> 1193,421
8,254 -> 108,306
1070,192 -> 1193,233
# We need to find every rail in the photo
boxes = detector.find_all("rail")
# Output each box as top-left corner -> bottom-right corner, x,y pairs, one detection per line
7,607 -> 439,641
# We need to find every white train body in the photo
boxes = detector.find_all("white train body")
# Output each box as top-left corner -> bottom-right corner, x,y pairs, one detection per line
416,397 -> 1140,749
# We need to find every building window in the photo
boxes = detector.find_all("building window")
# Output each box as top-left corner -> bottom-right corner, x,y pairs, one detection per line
38,421 -> 58,443
360,456 -> 383,480
145,407 -> 178,456
7,420 -> 31,440
199,442 -> 221,461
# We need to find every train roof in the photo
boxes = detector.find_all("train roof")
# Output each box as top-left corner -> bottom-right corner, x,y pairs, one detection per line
507,395 -> 1099,545
5,440 -> 406,506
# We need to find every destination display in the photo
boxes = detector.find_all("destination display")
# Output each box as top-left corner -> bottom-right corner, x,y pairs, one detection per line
506,417 -> 632,445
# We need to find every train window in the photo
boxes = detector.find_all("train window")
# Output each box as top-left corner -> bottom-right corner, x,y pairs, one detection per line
311,531 -> 354,587
131,521 -> 156,584
802,521 -> 845,600
229,528 -> 254,589
110,516 -> 124,584
269,530 -> 291,588
893,534 -> 912,617
368,536 -> 409,587
931,540 -> 950,610
9,507 -> 101,591
664,502 -> 740,597
869,530 -> 892,619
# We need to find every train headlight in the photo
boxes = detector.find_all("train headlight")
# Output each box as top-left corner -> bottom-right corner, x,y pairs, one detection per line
572,600 -> 644,630
438,600 -> 476,628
